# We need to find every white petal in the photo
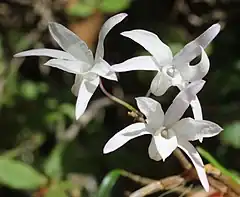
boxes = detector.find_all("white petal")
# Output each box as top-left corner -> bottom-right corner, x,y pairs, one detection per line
177,47 -> 210,82
91,58 -> 117,81
48,22 -> 94,64
121,30 -> 173,67
148,138 -> 162,161
95,13 -> 127,60
164,80 -> 205,127
190,96 -> 203,120
44,59 -> 91,74
14,49 -> 75,60
178,140 -> 209,192
71,74 -> 83,96
103,123 -> 151,154
172,118 -> 223,142
75,77 -> 99,119
135,97 -> 164,130
173,23 -> 220,64
150,72 -> 173,96
111,56 -> 159,72
150,132 -> 178,161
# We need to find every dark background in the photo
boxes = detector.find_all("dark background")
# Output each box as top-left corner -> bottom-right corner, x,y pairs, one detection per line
0,0 -> 239,196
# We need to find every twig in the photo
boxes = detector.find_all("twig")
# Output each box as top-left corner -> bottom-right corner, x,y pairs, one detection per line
121,171 -> 156,185
205,164 -> 240,196
58,97 -> 113,141
173,148 -> 192,170
129,175 -> 185,197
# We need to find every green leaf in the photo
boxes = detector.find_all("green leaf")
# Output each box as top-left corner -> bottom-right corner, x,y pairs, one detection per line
45,184 -> 68,197
59,103 -> 75,119
20,81 -> 39,100
97,169 -> 123,197
220,122 -> 240,149
66,3 -> 95,17
99,0 -> 130,13
197,147 -> 240,184
0,158 -> 47,189
43,143 -> 67,180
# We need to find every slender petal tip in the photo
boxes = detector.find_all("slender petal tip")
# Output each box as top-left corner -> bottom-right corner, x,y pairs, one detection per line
211,23 -> 221,33
103,146 -> 111,154
117,13 -> 128,19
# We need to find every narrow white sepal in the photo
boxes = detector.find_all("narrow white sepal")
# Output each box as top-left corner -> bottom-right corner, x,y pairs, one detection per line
14,49 -> 75,60
103,123 -> 150,154
95,13 -> 128,60
48,22 -> 94,64
111,56 -> 159,72
75,77 -> 99,120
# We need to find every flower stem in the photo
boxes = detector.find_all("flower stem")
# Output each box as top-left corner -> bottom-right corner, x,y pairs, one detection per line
173,149 -> 192,170
99,79 -> 141,115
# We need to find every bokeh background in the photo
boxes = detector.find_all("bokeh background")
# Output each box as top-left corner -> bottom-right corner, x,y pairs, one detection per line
0,0 -> 239,196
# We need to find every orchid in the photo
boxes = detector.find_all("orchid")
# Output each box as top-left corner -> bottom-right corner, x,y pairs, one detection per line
14,13 -> 128,119
111,24 -> 221,120
103,80 -> 223,191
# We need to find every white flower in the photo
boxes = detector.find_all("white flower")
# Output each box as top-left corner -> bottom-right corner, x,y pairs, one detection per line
111,24 -> 221,120
14,13 -> 128,119
103,80 -> 223,192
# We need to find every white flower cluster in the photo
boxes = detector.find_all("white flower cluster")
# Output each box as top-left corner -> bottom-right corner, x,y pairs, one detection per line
14,13 -> 223,192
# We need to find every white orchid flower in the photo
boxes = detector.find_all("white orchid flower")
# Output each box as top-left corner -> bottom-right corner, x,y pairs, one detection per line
103,80 -> 223,192
14,13 -> 127,119
111,24 -> 221,120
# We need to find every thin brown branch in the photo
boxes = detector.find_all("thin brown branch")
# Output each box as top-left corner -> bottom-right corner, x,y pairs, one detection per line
121,171 -> 157,185
58,97 -> 113,141
129,175 -> 185,197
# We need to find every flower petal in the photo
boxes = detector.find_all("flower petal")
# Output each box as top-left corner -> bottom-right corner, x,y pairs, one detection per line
135,97 -> 164,130
150,71 -> 172,96
75,77 -> 99,119
148,138 -> 162,161
121,30 -> 173,67
91,58 -> 117,81
71,74 -> 83,96
111,56 -> 159,72
103,123 -> 151,154
178,140 -> 209,192
48,22 -> 94,64
44,59 -> 91,74
95,13 -> 127,60
173,23 -> 220,64
190,96 -> 203,120
14,49 -> 75,60
177,47 -> 210,82
164,80 -> 205,127
150,132 -> 178,161
172,118 -> 223,142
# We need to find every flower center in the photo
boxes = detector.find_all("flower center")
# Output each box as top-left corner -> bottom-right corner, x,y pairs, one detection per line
162,65 -> 179,78
161,129 -> 168,138
155,127 -> 169,139
166,67 -> 177,77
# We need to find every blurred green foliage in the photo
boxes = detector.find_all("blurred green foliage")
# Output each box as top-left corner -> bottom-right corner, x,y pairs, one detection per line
0,0 -> 240,197
67,0 -> 131,17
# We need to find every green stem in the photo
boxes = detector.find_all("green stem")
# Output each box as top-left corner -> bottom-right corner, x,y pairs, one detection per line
99,79 -> 140,114
197,146 -> 240,184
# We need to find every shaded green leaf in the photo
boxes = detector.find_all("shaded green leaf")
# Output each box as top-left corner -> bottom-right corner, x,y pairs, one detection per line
20,81 -> 39,100
220,122 -> 240,149
0,158 -> 47,189
43,143 -> 67,180
59,103 -> 75,119
97,169 -> 123,197
67,3 -> 95,17
45,184 -> 68,197
99,0 -> 130,13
